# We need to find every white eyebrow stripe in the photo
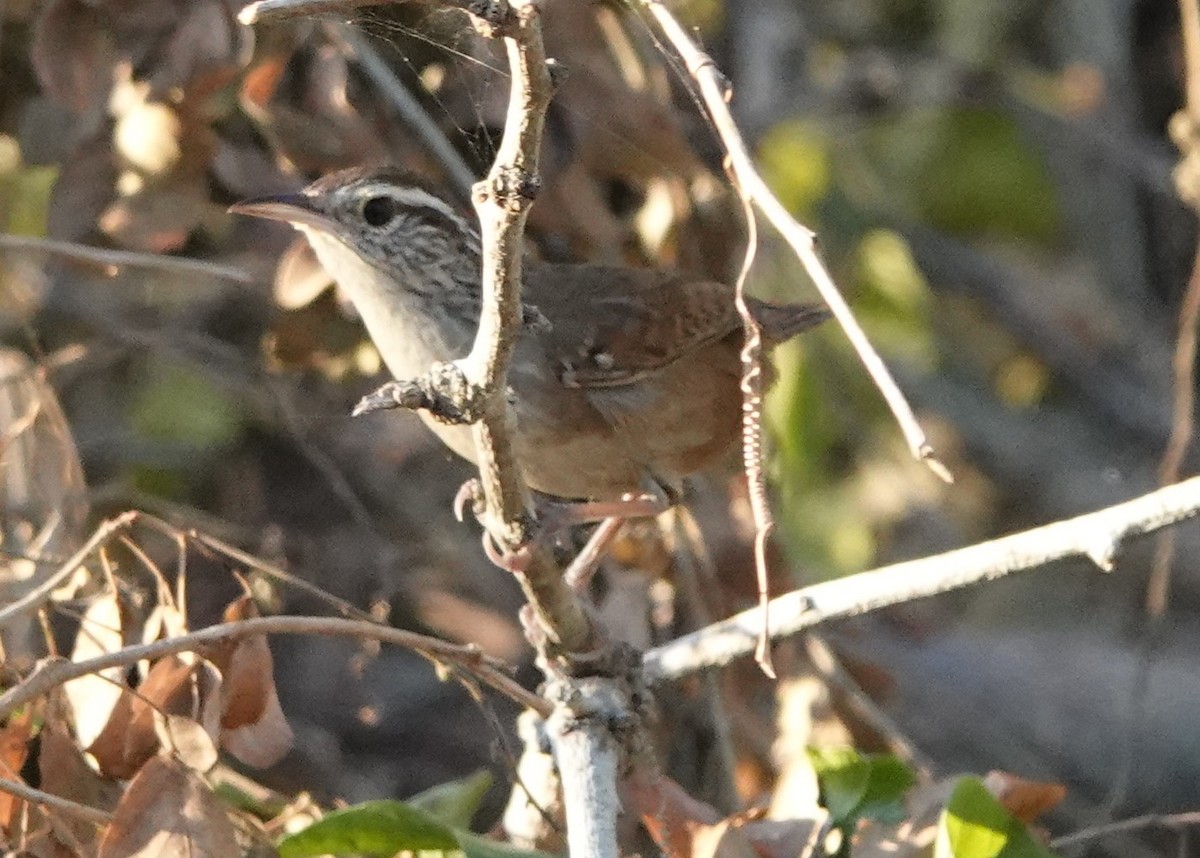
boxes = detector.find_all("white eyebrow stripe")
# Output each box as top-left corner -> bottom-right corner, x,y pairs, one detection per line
358,182 -> 477,237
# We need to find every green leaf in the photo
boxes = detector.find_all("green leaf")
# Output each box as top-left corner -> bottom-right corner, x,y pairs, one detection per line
276,796 -> 560,858
936,778 -> 1056,858
808,747 -> 916,827
408,770 -> 494,829
456,831 -> 558,858
276,800 -> 460,857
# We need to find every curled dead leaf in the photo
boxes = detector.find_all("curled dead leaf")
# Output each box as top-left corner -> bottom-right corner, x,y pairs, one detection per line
31,0 -> 114,111
87,655 -> 222,779
64,593 -> 127,751
273,237 -> 334,310
982,770 -> 1067,825
204,596 -> 294,768
98,756 -> 239,858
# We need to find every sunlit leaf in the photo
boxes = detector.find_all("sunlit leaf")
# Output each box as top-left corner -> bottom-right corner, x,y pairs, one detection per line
277,796 -> 558,858
277,800 -> 459,857
809,746 -> 915,827
935,777 -> 1056,858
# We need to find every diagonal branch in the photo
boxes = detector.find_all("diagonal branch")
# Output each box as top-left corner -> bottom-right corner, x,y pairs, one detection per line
632,0 -> 950,483
645,475 -> 1200,680
0,614 -> 551,722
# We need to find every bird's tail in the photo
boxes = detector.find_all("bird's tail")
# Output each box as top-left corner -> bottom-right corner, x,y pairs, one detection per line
749,300 -> 831,343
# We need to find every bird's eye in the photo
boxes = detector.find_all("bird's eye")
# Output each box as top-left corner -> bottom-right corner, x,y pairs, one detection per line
361,195 -> 398,227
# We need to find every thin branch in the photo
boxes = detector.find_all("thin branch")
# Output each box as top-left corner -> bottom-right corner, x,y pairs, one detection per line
239,0 -> 389,24
0,511 -> 138,628
644,475 -> 1200,680
802,633 -> 933,773
0,776 -> 113,827
1149,0 -> 1200,618
325,23 -> 478,198
0,614 -> 550,721
632,0 -> 950,483
1051,810 -> 1200,849
0,234 -> 251,283
442,0 -> 593,654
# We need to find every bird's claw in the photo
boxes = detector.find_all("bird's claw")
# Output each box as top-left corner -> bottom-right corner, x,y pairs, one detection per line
453,478 -> 486,523
482,530 -> 534,573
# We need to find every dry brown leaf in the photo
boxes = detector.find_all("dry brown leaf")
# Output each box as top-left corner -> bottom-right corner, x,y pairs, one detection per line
63,593 -> 127,750
143,0 -> 246,101
155,714 -> 219,774
625,767 -> 722,858
982,770 -> 1067,825
272,238 -> 334,310
736,818 -> 824,858
690,820 -> 759,858
30,0 -> 114,111
88,655 -> 222,779
39,713 -> 120,851
97,756 -> 239,858
239,56 -> 287,117
218,685 -> 292,770
98,180 -> 213,253
151,661 -> 222,773
206,597 -> 294,768
210,597 -> 266,728
0,707 -> 37,832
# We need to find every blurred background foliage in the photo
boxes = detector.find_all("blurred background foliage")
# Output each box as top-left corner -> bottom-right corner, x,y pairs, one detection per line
0,0 -> 1197,851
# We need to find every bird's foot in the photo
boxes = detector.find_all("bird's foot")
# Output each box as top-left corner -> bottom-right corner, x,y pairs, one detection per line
540,491 -> 672,590
453,480 -> 672,585
453,478 -> 486,523
535,490 -> 671,533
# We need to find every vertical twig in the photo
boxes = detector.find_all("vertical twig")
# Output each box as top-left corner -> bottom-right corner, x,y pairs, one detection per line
545,678 -> 624,858
1148,0 -> 1200,618
633,0 -> 951,484
454,0 -> 593,653
323,23 -> 478,199
1112,0 -> 1200,814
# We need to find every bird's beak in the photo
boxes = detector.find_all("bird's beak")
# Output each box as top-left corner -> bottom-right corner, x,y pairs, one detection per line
228,192 -> 332,231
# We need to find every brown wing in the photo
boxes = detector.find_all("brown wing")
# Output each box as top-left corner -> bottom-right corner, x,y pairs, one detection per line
524,262 -> 741,389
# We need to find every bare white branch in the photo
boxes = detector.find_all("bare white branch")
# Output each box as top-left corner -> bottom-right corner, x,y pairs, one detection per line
645,476 -> 1200,680
545,678 -> 625,858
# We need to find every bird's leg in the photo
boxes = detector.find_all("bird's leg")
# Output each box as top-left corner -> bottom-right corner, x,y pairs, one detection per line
563,517 -> 626,592
453,478 -> 674,579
